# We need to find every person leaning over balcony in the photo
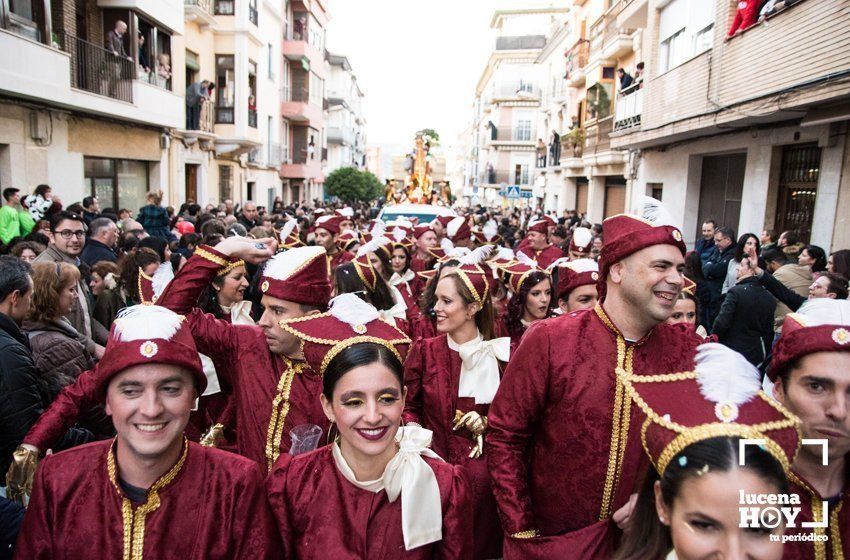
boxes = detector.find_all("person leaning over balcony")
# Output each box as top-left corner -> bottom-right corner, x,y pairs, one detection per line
617,68 -> 633,91
186,80 -> 211,130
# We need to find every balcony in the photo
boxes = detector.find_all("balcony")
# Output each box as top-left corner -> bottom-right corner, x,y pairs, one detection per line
478,171 -> 511,186
283,20 -> 325,78
613,87 -> 642,131
493,81 -> 541,101
0,29 -> 181,128
486,126 -> 535,147
584,116 -> 613,155
495,35 -> 546,51
248,108 -> 257,128
184,0 -> 216,26
326,126 -> 354,145
565,39 -> 589,87
281,87 -> 323,126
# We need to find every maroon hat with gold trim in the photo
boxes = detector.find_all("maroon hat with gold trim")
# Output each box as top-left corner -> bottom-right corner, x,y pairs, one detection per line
313,214 -> 345,235
446,216 -> 472,244
277,219 -> 305,249
435,215 -> 455,229
682,275 -> 697,297
768,299 -> 850,381
598,197 -> 686,298
447,245 -> 493,304
554,258 -> 599,300
260,246 -> 331,307
280,293 -> 411,375
336,229 -> 361,253
352,234 -> 390,292
413,222 -> 434,239
96,305 -> 206,397
568,227 -> 593,257
622,343 -> 800,476
499,252 -> 548,294
526,215 -> 555,235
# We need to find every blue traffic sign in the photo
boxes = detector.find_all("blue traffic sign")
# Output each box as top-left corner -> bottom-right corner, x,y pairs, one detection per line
499,186 -> 533,199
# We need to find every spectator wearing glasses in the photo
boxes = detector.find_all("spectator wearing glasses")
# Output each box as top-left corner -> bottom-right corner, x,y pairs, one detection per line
33,212 -> 108,346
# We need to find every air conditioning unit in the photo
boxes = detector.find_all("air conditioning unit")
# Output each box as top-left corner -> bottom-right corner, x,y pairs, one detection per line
29,111 -> 49,143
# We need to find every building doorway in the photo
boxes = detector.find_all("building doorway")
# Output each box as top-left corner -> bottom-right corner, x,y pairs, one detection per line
603,176 -> 626,218
575,177 -> 588,216
185,163 -> 198,203
774,143 -> 820,241
696,153 -> 746,236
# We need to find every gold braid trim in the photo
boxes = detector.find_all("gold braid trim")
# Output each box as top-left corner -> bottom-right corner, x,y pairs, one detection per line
353,258 -> 377,291
194,247 -> 228,267
279,311 -> 411,345
510,529 -> 540,539
216,259 -> 245,277
831,500 -> 843,559
788,472 -> 828,560
137,268 -> 155,306
265,358 -> 305,471
321,336 -> 406,376
599,336 -> 629,521
107,438 -> 189,560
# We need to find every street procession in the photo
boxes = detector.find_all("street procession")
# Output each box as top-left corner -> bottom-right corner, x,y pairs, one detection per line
1,0 -> 850,559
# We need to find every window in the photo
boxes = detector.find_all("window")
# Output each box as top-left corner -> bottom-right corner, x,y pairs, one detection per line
214,0 -> 234,15
248,60 -> 258,128
657,0 -> 714,73
514,121 -> 532,141
281,119 -> 290,163
7,0 -> 43,41
267,44 -> 275,79
215,55 -> 235,124
513,164 -> 531,185
248,0 -> 258,25
136,18 -> 172,90
84,157 -> 149,212
309,72 -> 323,107
219,165 -> 233,200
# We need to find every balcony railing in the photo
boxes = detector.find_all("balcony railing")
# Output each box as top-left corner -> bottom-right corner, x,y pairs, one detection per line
327,126 -> 355,145
247,147 -> 261,163
565,39 -> 589,81
495,35 -> 546,50
285,87 -> 310,103
248,3 -> 258,25
494,82 -> 541,100
478,171 -> 512,185
584,116 -> 614,154
488,126 -> 534,143
198,102 -> 215,132
59,32 -> 134,103
214,0 -> 234,15
614,87 -> 642,131
185,0 -> 212,14
268,143 -> 282,165
248,108 -> 258,128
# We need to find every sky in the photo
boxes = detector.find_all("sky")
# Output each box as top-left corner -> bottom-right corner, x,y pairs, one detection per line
325,0 -> 560,151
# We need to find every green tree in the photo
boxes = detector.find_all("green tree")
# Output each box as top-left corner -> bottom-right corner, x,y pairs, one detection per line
361,170 -> 384,201
324,167 -> 365,203
416,128 -> 440,145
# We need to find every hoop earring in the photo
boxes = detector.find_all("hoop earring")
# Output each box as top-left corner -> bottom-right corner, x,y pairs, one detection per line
326,420 -> 338,444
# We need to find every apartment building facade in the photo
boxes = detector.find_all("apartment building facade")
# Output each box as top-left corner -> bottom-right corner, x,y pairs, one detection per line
462,8 -> 569,208
280,0 -> 327,205
0,0 -> 185,211
609,0 -> 850,251
324,51 -> 366,176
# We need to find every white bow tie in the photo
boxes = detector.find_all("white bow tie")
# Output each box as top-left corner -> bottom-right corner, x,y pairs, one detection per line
448,333 -> 511,404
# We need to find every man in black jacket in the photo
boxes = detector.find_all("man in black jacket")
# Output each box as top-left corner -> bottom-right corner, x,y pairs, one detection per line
79,217 -> 118,267
0,256 -> 90,500
701,225 -> 736,328
711,257 -> 776,368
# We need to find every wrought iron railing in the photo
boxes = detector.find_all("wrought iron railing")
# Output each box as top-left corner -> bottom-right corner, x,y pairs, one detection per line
216,105 -> 234,124
248,108 -> 258,128
60,32 -> 135,103
184,0 -> 212,14
248,4 -> 258,25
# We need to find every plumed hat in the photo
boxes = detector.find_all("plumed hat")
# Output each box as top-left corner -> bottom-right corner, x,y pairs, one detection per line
554,258 -> 599,300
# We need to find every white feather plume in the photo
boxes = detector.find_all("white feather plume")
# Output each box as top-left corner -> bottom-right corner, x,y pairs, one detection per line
392,227 -> 407,243
113,305 -> 183,341
458,244 -> 493,265
560,258 -> 599,274
446,216 -> 466,238
151,262 -> 174,297
440,237 -> 455,253
448,247 -> 471,259
329,293 -> 380,327
795,299 -> 850,326
495,247 -> 515,261
337,207 -> 354,218
369,219 -> 386,239
482,220 -> 498,240
571,227 -> 593,248
279,217 -> 298,241
516,251 -> 537,267
694,343 -> 761,405
641,197 -> 679,228
548,257 -> 571,270
264,246 -> 325,280
357,235 -> 390,257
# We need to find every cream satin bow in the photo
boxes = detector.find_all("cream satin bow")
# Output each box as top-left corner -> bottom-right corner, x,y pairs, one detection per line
449,333 -> 511,404
390,269 -> 415,287
227,300 -> 255,326
333,426 -> 444,551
